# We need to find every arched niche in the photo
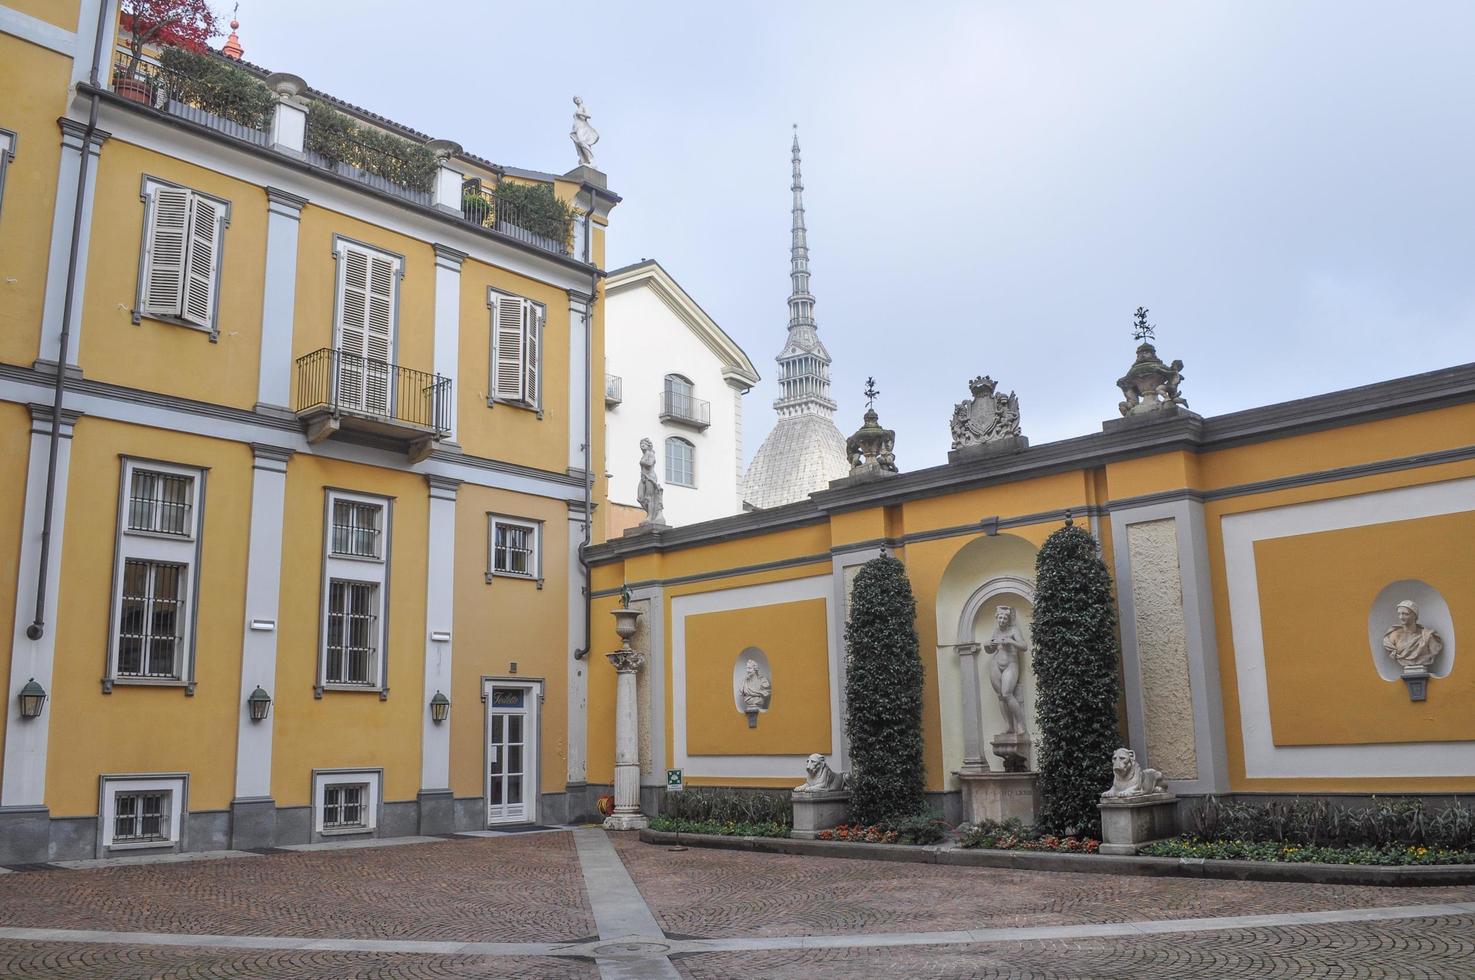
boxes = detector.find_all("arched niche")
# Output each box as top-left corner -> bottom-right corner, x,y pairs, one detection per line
932,534 -> 1040,785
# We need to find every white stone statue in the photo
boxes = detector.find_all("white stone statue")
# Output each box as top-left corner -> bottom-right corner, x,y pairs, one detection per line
636,438 -> 665,526
951,375 -> 1022,449
794,753 -> 847,793
1101,748 -> 1168,799
984,605 -> 1028,736
1383,599 -> 1444,670
739,659 -> 771,712
570,96 -> 599,167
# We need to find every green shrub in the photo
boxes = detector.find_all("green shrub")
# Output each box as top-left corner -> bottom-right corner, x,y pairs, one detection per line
305,102 -> 437,193
1189,796 -> 1475,850
648,816 -> 789,838
1141,837 -> 1475,866
659,787 -> 791,826
1032,521 -> 1122,837
881,814 -> 949,845
158,46 -> 274,130
845,554 -> 927,825
491,180 -> 575,243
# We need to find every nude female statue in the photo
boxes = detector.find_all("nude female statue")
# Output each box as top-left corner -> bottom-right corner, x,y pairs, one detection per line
984,605 -> 1028,735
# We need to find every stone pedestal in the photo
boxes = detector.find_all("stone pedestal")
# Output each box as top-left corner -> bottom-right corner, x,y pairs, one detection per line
1402,666 -> 1430,702
990,732 -> 1031,773
947,434 -> 1029,465
958,771 -> 1039,826
791,790 -> 850,839
1097,794 -> 1178,854
604,610 -> 648,831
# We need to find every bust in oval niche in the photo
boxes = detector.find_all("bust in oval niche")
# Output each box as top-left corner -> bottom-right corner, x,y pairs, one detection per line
1367,580 -> 1455,702
732,647 -> 772,727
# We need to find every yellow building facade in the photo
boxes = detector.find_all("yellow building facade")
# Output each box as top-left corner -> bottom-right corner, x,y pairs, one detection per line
0,1 -> 618,860
586,369 -> 1475,817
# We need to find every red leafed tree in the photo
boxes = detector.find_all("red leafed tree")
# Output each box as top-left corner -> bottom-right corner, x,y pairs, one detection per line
120,0 -> 221,73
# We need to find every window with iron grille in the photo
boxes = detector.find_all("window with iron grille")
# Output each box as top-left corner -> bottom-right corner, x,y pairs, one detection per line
666,436 -> 695,487
331,499 -> 382,558
109,460 -> 203,690
128,469 -> 195,536
322,783 -> 369,830
487,516 -> 540,582
113,790 -> 170,843
325,580 -> 378,685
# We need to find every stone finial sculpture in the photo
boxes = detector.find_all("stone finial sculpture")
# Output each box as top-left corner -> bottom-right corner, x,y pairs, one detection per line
844,378 -> 898,477
985,606 -> 1030,772
636,438 -> 666,526
1116,308 -> 1189,417
1101,748 -> 1168,799
739,659 -> 772,712
570,96 -> 599,167
951,376 -> 1022,449
794,753 -> 847,793
1383,600 -> 1444,670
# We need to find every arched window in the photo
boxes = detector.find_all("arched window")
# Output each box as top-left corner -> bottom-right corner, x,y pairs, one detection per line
664,373 -> 694,419
665,437 -> 695,487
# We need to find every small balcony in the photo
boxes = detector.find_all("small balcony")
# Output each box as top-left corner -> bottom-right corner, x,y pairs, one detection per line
605,373 -> 623,407
659,390 -> 711,430
294,348 -> 451,462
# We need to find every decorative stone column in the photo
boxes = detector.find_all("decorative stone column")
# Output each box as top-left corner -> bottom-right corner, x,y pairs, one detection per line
954,643 -> 989,775
604,607 -> 648,830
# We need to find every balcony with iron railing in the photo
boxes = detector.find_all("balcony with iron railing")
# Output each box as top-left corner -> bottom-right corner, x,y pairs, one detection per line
106,50 -> 575,260
659,389 -> 711,430
294,348 -> 451,462
605,373 -> 623,407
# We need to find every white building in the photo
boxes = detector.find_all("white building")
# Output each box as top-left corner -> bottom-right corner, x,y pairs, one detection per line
604,260 -> 760,530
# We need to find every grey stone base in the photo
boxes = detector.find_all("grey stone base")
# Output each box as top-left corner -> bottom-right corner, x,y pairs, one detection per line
416,790 -> 455,835
947,435 -> 1030,464
0,806 -> 51,864
603,811 -> 649,830
791,790 -> 850,839
1099,794 -> 1179,854
959,770 -> 1040,826
230,797 -> 277,850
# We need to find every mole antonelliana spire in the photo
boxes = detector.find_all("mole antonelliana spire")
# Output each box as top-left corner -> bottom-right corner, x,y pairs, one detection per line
741,127 -> 849,509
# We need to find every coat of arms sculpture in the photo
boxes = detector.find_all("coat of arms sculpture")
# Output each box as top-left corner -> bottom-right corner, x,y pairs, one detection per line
950,376 -> 1022,450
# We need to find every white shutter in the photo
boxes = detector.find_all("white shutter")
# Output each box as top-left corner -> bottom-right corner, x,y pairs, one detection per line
141,186 -> 190,318
363,253 -> 395,415
524,302 -> 541,408
336,246 -> 370,411
180,194 -> 221,328
492,294 -> 525,402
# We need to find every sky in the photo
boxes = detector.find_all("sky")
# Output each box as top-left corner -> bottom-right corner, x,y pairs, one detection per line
233,1 -> 1475,469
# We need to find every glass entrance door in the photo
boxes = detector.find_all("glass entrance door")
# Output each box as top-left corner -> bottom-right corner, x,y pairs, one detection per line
487,687 -> 530,824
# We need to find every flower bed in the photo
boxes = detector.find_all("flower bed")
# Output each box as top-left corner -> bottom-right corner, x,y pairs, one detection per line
1140,837 -> 1475,866
817,817 -> 949,846
960,826 -> 1100,854
647,816 -> 789,838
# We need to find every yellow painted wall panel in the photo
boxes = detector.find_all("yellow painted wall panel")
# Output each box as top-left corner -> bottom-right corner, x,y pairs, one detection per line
9,0 -> 79,29
1256,511 -> 1475,746
270,455 -> 428,807
1105,451 -> 1199,501
0,42 -> 71,368
79,141 -> 266,408
684,599 -> 831,757
45,419 -> 252,816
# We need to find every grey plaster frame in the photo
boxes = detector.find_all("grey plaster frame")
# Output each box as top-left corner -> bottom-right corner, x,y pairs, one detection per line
133,174 -> 232,341
95,771 -> 191,859
329,234 -> 407,418
102,456 -> 209,695
314,488 -> 394,700
830,545 -> 890,773
626,585 -> 667,788
480,675 -> 546,826
486,287 -> 545,417
308,767 -> 385,841
1109,498 -> 1229,795
485,512 -> 545,589
0,127 -> 15,227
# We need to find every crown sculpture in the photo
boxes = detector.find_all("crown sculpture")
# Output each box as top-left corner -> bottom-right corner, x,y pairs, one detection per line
1116,307 -> 1188,418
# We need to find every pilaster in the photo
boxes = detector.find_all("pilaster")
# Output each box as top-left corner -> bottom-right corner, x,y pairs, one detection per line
37,119 -> 109,371
567,290 -> 592,472
432,245 -> 465,442
566,501 -> 590,784
256,188 -> 306,412
419,475 -> 460,813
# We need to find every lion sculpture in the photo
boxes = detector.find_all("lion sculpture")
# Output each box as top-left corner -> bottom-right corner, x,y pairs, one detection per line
794,753 -> 847,794
1101,748 -> 1168,799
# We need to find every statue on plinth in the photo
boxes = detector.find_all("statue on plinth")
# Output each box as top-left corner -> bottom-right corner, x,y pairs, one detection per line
985,605 -> 1031,771
794,753 -> 847,793
1101,748 -> 1169,799
636,438 -> 666,526
1116,308 -> 1189,417
570,96 -> 599,167
844,378 -> 898,476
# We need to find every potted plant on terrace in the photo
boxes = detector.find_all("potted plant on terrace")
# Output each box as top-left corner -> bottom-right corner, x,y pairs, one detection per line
115,0 -> 220,104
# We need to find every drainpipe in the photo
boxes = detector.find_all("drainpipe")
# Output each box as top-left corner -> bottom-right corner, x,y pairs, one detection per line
574,197 -> 596,659
26,0 -> 109,641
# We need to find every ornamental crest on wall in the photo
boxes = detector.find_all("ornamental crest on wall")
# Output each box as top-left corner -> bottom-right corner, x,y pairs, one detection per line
951,376 -> 1022,449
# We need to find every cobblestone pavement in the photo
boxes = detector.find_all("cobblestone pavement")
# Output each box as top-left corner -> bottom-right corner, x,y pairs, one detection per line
1,831 -> 1473,978
0,834 -> 596,942
610,833 -> 1475,938
672,914 -> 1475,979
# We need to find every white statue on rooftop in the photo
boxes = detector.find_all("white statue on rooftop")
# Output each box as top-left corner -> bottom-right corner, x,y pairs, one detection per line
570,96 -> 599,167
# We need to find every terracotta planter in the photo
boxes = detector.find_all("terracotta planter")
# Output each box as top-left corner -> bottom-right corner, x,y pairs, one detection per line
596,794 -> 615,817
113,74 -> 151,104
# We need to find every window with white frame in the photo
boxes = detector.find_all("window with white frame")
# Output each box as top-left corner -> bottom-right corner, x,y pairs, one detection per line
319,490 -> 390,693
108,460 -> 204,690
487,515 -> 541,583
313,769 -> 380,834
489,289 -> 543,409
136,177 -> 229,335
0,128 -> 15,225
333,238 -> 401,417
666,436 -> 695,487
101,775 -> 186,850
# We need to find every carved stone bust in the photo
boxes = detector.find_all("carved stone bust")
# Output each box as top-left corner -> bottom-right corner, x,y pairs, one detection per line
739,659 -> 772,712
1383,600 -> 1444,670
794,753 -> 847,793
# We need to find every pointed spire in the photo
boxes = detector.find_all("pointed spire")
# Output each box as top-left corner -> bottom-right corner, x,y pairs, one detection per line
772,126 -> 836,419
788,124 -> 813,333
221,3 -> 243,60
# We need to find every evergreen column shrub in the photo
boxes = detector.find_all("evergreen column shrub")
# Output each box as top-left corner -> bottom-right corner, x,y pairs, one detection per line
1032,521 -> 1122,836
845,554 -> 927,824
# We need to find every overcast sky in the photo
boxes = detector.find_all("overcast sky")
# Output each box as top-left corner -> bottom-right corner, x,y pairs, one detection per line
236,1 -> 1475,468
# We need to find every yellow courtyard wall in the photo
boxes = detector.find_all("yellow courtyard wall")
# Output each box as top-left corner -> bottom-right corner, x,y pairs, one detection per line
78,140 -> 267,408
8,0 -> 80,29
44,418 -> 252,817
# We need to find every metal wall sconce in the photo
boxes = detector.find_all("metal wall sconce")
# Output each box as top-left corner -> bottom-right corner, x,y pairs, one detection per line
17,678 -> 47,719
429,690 -> 450,724
247,685 -> 273,722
